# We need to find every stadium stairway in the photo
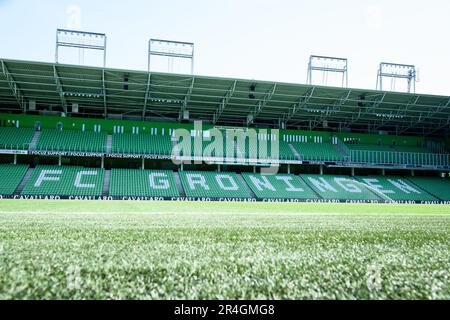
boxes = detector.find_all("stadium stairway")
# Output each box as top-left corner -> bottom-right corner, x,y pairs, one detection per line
334,137 -> 350,161
14,167 -> 34,195
102,170 -> 111,196
28,130 -> 40,151
173,172 -> 186,197
406,176 -> 450,200
237,173 -> 257,198
106,135 -> 113,154
288,143 -> 302,160
354,176 -> 437,201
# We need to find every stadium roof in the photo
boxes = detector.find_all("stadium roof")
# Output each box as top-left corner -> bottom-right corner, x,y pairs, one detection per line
0,58 -> 449,137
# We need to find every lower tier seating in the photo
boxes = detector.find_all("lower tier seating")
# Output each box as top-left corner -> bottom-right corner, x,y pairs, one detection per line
242,173 -> 318,199
3,164 -> 449,201
179,171 -> 251,198
300,174 -> 380,200
0,164 -> 29,195
406,176 -> 450,200
22,165 -> 104,196
0,127 -> 35,150
355,176 -> 436,201
109,169 -> 179,197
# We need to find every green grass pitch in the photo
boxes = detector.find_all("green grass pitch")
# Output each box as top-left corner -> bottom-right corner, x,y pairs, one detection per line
0,200 -> 449,299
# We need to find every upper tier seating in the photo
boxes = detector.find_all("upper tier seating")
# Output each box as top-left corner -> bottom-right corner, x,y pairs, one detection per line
36,130 -> 106,153
109,169 -> 179,197
174,135 -> 296,162
406,176 -> 450,200
242,173 -> 318,199
22,165 -> 104,196
179,171 -> 251,198
291,142 -> 344,161
0,127 -> 35,150
300,174 -> 380,200
112,133 -> 173,156
346,143 -> 448,166
355,176 -> 436,201
0,164 -> 29,195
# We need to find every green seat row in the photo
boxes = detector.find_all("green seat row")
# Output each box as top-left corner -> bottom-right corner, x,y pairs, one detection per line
406,176 -> 450,200
355,176 -> 436,201
0,164 -> 29,195
0,127 -> 34,150
112,133 -> 173,155
300,174 -> 380,200
36,130 -> 106,153
179,171 -> 251,198
22,165 -> 104,196
291,142 -> 344,161
242,173 -> 318,199
109,169 -> 179,197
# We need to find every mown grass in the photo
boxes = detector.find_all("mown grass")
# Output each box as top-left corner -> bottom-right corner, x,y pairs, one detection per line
0,200 -> 449,299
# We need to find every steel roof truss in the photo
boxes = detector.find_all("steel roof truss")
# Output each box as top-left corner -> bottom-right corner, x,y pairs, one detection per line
1,61 -> 25,111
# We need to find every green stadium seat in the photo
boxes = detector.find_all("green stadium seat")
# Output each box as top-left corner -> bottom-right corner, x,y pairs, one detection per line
112,133 -> 173,155
0,164 -> 29,195
0,127 -> 34,150
109,169 -> 179,197
291,142 -> 343,161
355,176 -> 437,201
406,176 -> 450,200
242,173 -> 319,199
179,171 -> 251,198
300,174 -> 380,200
22,165 -> 104,196
36,129 -> 106,153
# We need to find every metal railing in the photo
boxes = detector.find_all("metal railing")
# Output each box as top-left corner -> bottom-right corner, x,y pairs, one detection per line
349,150 -> 450,167
0,143 -> 29,150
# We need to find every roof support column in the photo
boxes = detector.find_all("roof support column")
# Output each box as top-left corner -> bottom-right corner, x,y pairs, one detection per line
53,65 -> 68,114
213,80 -> 237,124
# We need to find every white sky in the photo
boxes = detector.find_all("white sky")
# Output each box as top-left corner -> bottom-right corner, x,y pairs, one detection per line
0,0 -> 449,95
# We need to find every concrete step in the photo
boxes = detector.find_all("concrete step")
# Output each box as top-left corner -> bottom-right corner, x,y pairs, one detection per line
28,131 -> 40,151
14,167 -> 34,195
106,135 -> 112,154
237,173 -> 257,198
102,170 -> 111,196
173,171 -> 185,197
288,143 -> 302,160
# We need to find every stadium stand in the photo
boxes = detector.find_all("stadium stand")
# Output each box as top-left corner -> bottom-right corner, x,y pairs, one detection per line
0,58 -> 449,204
111,133 -> 173,155
109,169 -> 179,197
406,176 -> 450,200
36,130 -> 107,153
300,174 -> 380,200
0,164 -> 29,195
291,142 -> 344,161
22,165 -> 104,196
0,127 -> 34,150
356,176 -> 437,201
242,173 -> 318,199
179,171 -> 251,198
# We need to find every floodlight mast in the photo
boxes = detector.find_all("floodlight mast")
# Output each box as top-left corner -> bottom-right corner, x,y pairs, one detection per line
307,55 -> 348,88
376,62 -> 416,93
55,29 -> 107,67
148,39 -> 194,74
